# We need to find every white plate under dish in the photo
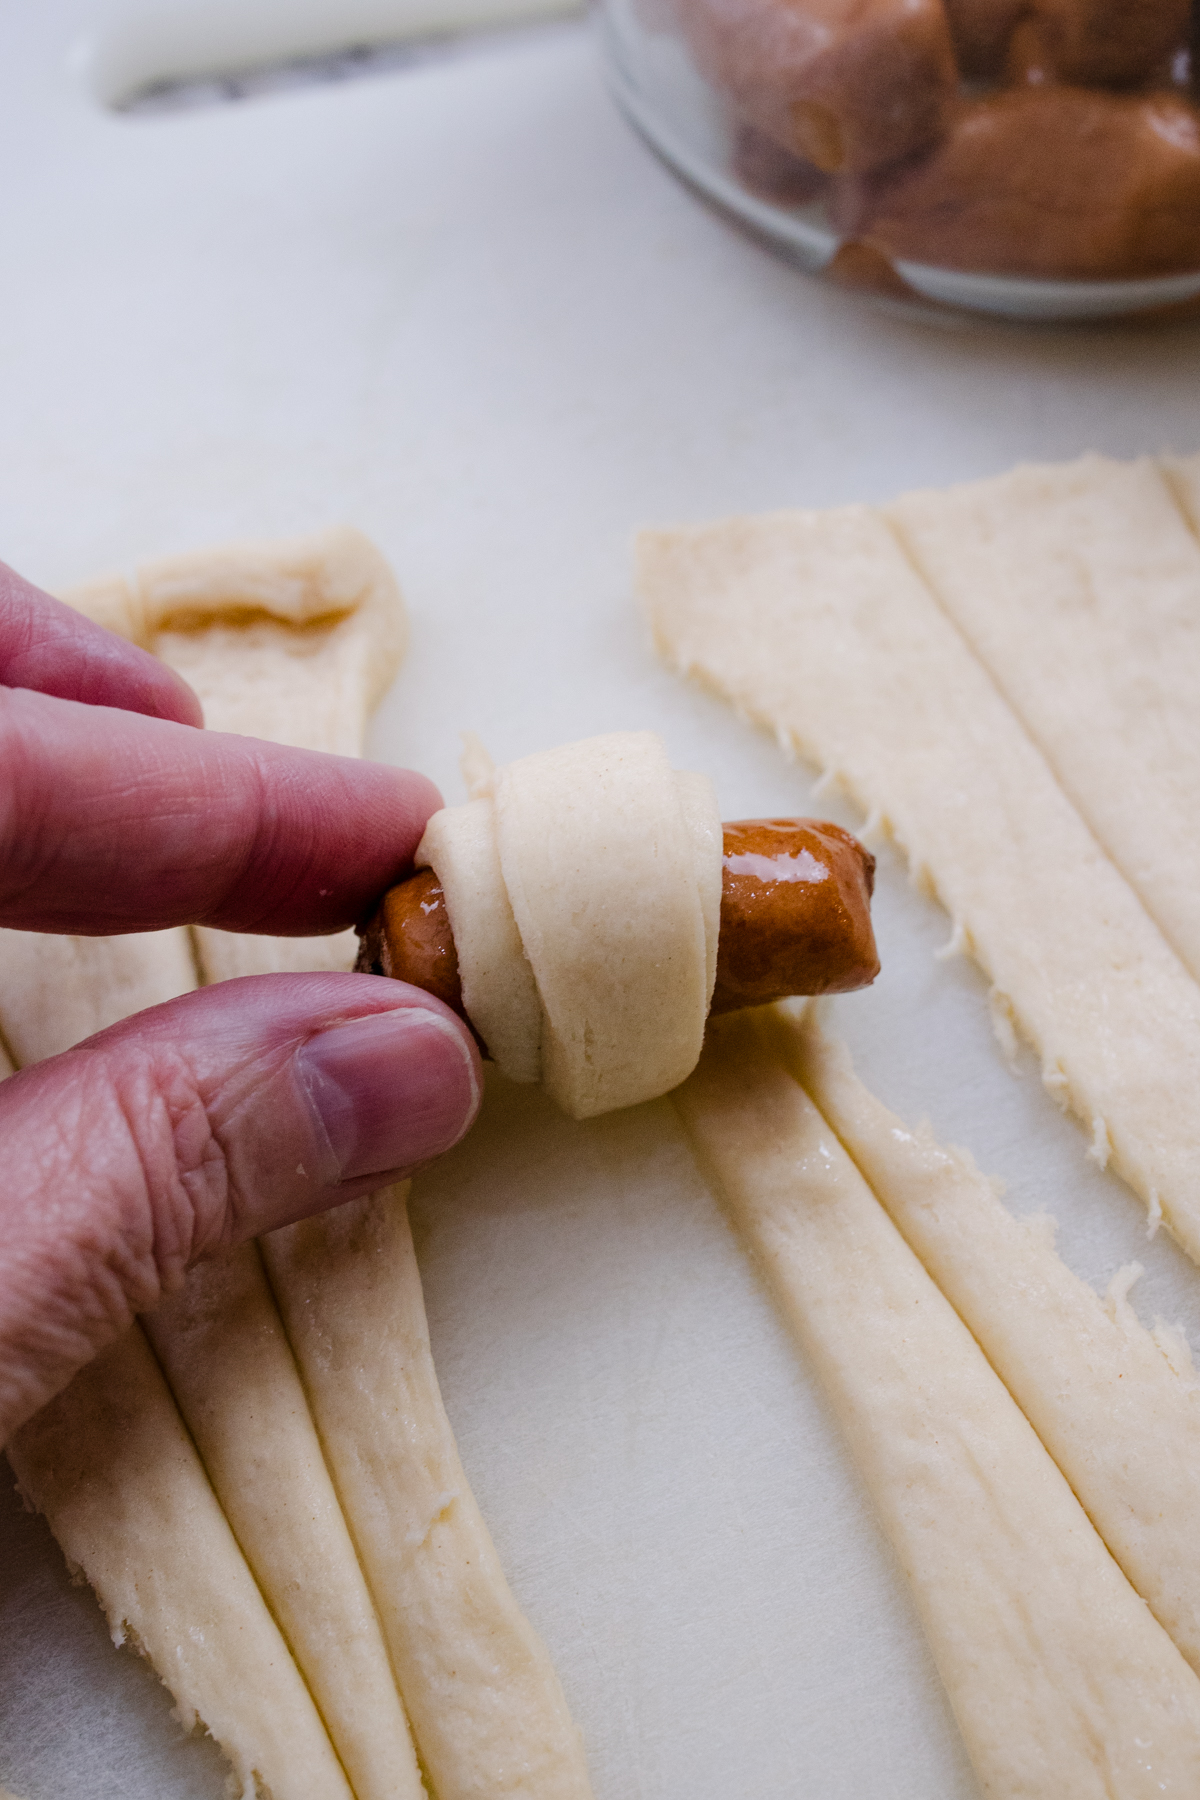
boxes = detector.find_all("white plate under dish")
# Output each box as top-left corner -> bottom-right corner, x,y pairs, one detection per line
2,7 -> 1200,1799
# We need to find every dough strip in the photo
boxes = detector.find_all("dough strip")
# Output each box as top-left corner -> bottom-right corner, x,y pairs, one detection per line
8,1325 -> 353,1800
160,540 -> 595,1797
0,914 -> 420,1800
640,508 -> 1200,1264
264,1189 -> 594,1800
793,1008 -> 1200,1680
13,533 -> 429,1800
887,452 -> 1200,987
673,1009 -> 1200,1797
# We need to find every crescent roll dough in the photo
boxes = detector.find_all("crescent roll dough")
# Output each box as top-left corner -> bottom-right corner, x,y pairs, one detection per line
417,732 -> 721,1119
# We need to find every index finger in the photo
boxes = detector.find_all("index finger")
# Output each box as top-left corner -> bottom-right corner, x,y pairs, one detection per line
0,562 -> 203,726
0,687 -> 441,937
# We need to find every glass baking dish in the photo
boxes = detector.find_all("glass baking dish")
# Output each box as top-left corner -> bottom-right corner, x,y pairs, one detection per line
601,0 -> 1200,321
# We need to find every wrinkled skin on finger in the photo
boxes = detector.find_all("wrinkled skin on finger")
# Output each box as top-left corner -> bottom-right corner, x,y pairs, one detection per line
0,974 -> 481,1443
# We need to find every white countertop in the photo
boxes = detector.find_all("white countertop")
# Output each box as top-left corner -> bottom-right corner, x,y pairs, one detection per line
2,8 -> 1200,1797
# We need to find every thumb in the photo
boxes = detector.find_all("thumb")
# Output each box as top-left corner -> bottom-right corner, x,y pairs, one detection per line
0,972 -> 482,1443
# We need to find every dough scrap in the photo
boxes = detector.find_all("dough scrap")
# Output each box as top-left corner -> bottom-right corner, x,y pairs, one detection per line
792,1010 -> 1200,1681
639,507 -> 1200,1266
673,1008 -> 1200,1797
887,453 -> 1200,987
7,1326 -> 353,1800
420,732 -> 721,1118
262,1187 -> 595,1800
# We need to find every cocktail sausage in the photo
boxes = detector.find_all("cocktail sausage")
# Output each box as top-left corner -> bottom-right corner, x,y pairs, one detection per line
356,817 -> 879,1052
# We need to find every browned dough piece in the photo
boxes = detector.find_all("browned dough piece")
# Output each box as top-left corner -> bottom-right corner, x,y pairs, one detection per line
1008,0 -> 1191,86
942,0 -> 1188,82
732,123 -> 828,203
676,0 -> 958,175
941,0 -> 1024,75
840,87 -> 1200,279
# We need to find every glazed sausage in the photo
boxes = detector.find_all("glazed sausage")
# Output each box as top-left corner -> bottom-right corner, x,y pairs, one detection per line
709,818 -> 878,1013
356,817 -> 879,1052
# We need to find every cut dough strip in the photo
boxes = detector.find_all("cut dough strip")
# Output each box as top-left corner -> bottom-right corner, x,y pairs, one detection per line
417,796 -> 544,1084
0,926 -> 366,1798
640,508 -> 1200,1264
11,534 -> 426,1799
792,1009 -> 1200,1681
159,535 -> 594,1793
264,1188 -> 594,1800
887,453 -> 1200,988
143,1248 -> 425,1800
673,1008 -> 1200,1798
7,1326 -> 354,1800
0,917 -> 422,1800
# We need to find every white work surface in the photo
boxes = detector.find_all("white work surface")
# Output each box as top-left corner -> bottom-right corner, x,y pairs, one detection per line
3,6 -> 1200,1797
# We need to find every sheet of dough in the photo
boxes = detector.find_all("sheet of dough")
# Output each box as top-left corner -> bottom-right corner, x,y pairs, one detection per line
143,1249 -> 425,1800
792,1010 -> 1200,1680
887,453 -> 1200,986
6,1326 -> 353,1800
639,509 -> 1200,1264
262,1186 -> 594,1800
673,1009 -> 1200,1798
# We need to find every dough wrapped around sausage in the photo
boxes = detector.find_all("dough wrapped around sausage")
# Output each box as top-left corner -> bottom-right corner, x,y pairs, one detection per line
417,731 -> 721,1120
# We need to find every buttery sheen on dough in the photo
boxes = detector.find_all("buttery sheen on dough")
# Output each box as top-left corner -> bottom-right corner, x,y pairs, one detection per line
418,731 -> 722,1120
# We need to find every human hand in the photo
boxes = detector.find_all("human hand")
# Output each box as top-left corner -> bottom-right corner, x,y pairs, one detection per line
0,562 -> 482,1442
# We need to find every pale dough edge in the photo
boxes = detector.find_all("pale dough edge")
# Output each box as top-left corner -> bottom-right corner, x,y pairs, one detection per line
58,523 -> 407,711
